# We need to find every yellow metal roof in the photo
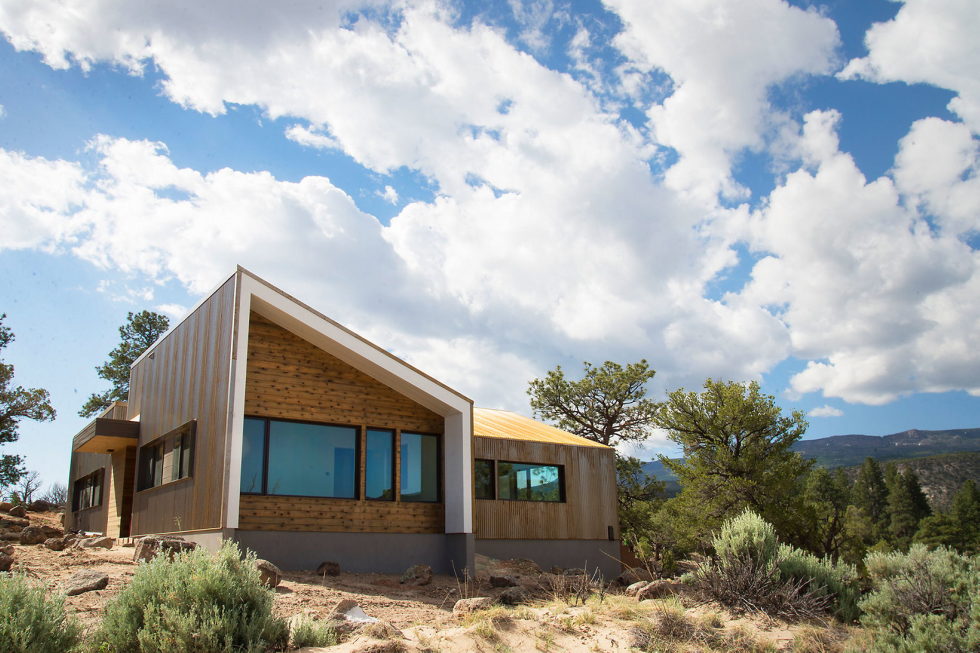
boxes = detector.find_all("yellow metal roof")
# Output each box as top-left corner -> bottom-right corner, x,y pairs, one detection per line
473,408 -> 610,448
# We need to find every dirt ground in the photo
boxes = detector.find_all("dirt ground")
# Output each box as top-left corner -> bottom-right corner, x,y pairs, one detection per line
9,510 -> 851,652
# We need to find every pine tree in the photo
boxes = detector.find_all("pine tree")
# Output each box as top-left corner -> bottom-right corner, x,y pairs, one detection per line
851,457 -> 888,537
803,467 -> 852,559
887,469 -> 931,550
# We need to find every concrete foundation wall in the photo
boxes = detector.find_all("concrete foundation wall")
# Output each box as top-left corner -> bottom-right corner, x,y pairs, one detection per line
476,539 -> 621,579
233,530 -> 475,574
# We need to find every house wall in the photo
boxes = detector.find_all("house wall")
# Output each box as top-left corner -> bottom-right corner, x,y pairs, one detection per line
237,312 -> 446,535
128,274 -> 238,535
65,451 -> 110,533
473,436 -> 619,540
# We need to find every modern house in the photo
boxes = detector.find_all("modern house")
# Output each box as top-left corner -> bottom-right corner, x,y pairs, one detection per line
67,267 -> 620,576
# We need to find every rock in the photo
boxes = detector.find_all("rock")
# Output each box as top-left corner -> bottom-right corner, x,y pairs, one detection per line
0,544 -> 13,556
636,579 -> 685,601
625,580 -> 651,597
0,502 -> 11,512
350,642 -> 405,653
550,565 -> 564,574
62,534 -> 77,548
328,599 -> 378,624
8,505 -> 26,518
363,621 -> 402,639
77,536 -> 114,549
0,532 -> 19,542
497,587 -> 528,605
0,516 -> 29,529
488,575 -> 518,588
328,598 -> 361,619
28,499 -> 56,512
0,552 -> 13,571
452,596 -> 495,617
64,570 -> 109,596
616,568 -> 654,586
133,535 -> 196,562
399,563 -> 432,586
316,560 -> 341,576
44,538 -> 65,551
255,559 -> 282,588
498,558 -> 542,575
19,526 -> 49,545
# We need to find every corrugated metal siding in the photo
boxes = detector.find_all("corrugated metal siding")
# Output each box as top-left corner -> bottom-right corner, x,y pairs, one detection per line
473,408 -> 610,448
128,274 -> 238,535
473,436 -> 618,541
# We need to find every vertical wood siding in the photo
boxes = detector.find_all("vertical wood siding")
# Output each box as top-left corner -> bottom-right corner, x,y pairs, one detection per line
128,275 -> 237,535
238,312 -> 445,534
473,437 -> 618,541
65,451 -> 110,533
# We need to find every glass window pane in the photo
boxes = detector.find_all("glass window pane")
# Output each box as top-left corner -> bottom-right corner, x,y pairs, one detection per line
400,432 -> 439,502
152,444 -> 163,487
241,418 -> 266,493
365,429 -> 394,500
475,459 -> 494,500
497,462 -> 563,502
268,421 -> 356,498
180,432 -> 193,478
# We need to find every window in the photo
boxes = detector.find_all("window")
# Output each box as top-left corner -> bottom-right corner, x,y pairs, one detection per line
241,417 -> 358,499
138,441 -> 164,491
171,423 -> 196,481
497,461 -> 564,502
475,459 -> 495,499
72,470 -> 103,511
400,432 -> 439,502
365,429 -> 394,500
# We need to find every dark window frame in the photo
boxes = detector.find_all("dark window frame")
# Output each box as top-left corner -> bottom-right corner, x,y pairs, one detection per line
137,420 -> 196,492
475,458 -> 495,500
137,440 -> 165,491
398,431 -> 442,504
171,421 -> 197,482
364,427 -> 396,501
496,460 -> 566,503
242,415 -> 362,500
72,469 -> 104,511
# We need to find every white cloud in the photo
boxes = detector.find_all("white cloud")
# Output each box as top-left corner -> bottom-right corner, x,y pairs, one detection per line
809,405 -> 843,418
284,124 -> 340,150
607,0 -> 839,203
840,0 -> 980,132
378,185 -> 399,204
155,303 -> 188,321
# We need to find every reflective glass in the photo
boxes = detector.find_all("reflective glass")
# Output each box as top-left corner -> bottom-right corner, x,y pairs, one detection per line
267,421 -> 356,498
475,459 -> 494,499
241,417 -> 266,493
400,432 -> 439,502
497,462 -> 563,502
365,429 -> 394,500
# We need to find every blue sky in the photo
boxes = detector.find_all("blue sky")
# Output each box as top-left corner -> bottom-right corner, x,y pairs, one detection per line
0,0 -> 977,489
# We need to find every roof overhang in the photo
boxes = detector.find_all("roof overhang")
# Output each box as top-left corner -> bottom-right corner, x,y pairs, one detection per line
72,418 -> 140,454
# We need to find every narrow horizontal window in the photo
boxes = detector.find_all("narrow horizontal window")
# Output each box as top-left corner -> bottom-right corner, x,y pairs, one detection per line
400,432 -> 440,503
497,461 -> 564,502
475,459 -> 495,500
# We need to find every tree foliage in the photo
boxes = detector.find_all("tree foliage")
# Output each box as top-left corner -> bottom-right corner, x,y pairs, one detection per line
0,314 -> 55,491
653,379 -> 812,546
802,467 -> 852,559
80,310 -> 169,418
527,359 -> 657,446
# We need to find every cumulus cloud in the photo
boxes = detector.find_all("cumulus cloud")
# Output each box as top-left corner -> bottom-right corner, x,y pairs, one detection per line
840,0 -> 980,132
809,405 -> 843,418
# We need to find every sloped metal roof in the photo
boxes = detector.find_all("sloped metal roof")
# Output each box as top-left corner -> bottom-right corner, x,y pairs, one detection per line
473,407 -> 610,448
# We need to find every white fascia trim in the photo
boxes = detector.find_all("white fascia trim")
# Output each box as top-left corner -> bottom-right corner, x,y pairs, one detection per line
224,277 -> 251,530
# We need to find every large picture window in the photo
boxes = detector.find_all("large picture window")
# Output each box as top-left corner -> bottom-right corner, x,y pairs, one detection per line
475,459 -> 495,500
72,470 -> 103,511
242,417 -> 358,499
400,432 -> 439,502
497,461 -> 564,502
137,441 -> 164,491
365,429 -> 394,500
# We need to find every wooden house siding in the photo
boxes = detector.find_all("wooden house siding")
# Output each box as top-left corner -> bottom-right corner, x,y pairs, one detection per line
128,275 -> 237,535
473,436 -> 618,541
65,451 -> 110,533
238,312 -> 445,534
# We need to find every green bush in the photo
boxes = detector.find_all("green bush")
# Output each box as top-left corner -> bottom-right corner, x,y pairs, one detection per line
290,616 -> 340,648
0,573 -> 81,653
93,541 -> 287,652
857,544 -> 979,652
778,545 -> 860,621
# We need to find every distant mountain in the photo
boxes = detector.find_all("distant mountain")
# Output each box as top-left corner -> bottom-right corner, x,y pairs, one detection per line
840,452 -> 980,511
640,427 -> 980,498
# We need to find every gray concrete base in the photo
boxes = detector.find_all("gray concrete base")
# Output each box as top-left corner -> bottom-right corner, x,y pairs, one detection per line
233,530 -> 475,574
178,530 -> 232,551
476,539 -> 621,579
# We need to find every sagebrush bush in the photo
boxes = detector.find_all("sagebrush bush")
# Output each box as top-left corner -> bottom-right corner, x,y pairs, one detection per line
93,540 -> 287,652
0,573 -> 81,653
778,545 -> 860,621
857,544 -> 979,652
290,616 -> 339,648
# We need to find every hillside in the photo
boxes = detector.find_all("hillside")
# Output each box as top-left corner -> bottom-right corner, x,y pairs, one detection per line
840,451 -> 980,511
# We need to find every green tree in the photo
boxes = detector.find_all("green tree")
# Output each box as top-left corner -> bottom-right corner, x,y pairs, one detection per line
0,314 -> 56,492
527,360 -> 657,446
915,480 -> 980,554
887,469 -> 931,550
852,457 -> 889,538
616,456 -> 667,559
803,467 -> 852,559
80,310 -> 169,418
653,379 -> 813,548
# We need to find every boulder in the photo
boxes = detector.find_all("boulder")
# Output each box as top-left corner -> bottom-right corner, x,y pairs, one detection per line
497,586 -> 528,605
44,538 -> 65,551
8,505 -> 26,518
255,559 -> 282,588
28,499 -> 56,512
636,579 -> 685,601
316,560 -> 341,576
77,536 -> 114,549
616,568 -> 654,586
19,526 -> 48,545
0,552 -> 13,572
452,596 -> 495,617
328,598 -> 360,619
0,516 -> 29,529
399,563 -> 432,586
497,558 -> 542,575
329,599 -> 378,624
0,544 -> 13,556
625,580 -> 650,597
0,532 -> 19,542
133,535 -> 196,562
65,570 -> 109,596
0,501 -> 12,512
488,575 -> 518,588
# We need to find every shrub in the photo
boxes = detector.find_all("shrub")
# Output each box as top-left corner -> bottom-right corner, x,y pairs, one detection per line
778,545 -> 860,621
857,544 -> 979,652
93,540 -> 287,652
290,617 -> 339,648
0,573 -> 81,653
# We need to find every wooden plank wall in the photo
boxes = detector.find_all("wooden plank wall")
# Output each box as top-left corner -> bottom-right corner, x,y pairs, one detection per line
473,437 -> 618,541
238,312 -> 445,534
105,447 -> 137,537
128,275 -> 237,535
65,451 -> 110,533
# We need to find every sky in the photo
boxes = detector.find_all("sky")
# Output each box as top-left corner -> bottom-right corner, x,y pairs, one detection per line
0,0 -> 978,490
